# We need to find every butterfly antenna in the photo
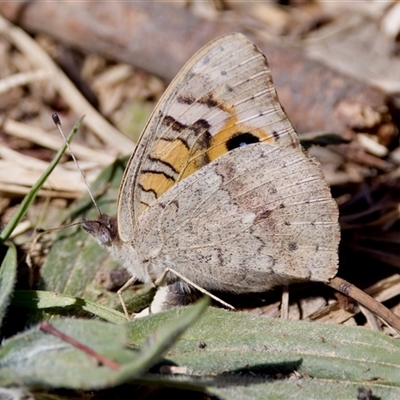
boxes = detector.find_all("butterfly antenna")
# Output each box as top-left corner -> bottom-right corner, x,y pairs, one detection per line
52,113 -> 102,216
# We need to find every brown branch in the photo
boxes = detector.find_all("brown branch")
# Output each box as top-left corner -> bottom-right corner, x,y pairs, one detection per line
328,276 -> 400,333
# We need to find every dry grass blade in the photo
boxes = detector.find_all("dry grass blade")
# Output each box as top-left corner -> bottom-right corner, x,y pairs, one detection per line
3,119 -> 114,165
0,69 -> 50,94
0,146 -> 87,194
0,13 -> 134,155
0,182 -> 81,198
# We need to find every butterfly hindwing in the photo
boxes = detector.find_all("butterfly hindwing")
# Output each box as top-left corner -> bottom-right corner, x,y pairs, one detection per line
132,142 -> 338,292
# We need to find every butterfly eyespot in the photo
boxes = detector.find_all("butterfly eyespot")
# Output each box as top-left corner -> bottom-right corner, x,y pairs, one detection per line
226,132 -> 260,151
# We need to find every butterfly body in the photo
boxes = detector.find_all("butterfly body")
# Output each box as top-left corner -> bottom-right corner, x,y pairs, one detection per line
83,33 -> 339,299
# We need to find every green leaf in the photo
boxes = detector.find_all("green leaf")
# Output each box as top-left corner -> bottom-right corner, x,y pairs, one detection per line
0,298 -> 208,390
208,378 -> 399,400
126,307 -> 400,399
11,290 -> 127,324
0,243 -> 17,328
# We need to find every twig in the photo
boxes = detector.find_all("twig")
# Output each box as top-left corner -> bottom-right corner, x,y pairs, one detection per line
39,321 -> 121,371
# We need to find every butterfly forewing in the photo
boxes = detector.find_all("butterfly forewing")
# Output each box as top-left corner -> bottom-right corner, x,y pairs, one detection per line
117,33 -> 299,241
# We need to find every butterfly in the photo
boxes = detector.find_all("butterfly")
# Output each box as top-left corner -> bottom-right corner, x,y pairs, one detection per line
82,32 -> 340,315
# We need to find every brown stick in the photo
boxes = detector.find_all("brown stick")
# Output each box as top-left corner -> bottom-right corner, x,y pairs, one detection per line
328,276 -> 400,333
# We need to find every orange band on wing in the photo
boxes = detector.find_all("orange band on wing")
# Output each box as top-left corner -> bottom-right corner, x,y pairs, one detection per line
139,172 -> 175,199
150,139 -> 190,174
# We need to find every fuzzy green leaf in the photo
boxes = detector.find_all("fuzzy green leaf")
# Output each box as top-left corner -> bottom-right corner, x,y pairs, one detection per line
0,298 -> 208,390
11,290 -> 127,324
126,307 -> 400,399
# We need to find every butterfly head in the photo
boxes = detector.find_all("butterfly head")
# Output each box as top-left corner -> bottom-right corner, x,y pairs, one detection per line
82,214 -> 118,247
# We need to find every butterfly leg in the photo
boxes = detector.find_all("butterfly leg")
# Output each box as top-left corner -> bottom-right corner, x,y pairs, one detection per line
281,285 -> 289,319
117,275 -> 137,320
154,267 -> 235,310
137,283 -> 203,316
